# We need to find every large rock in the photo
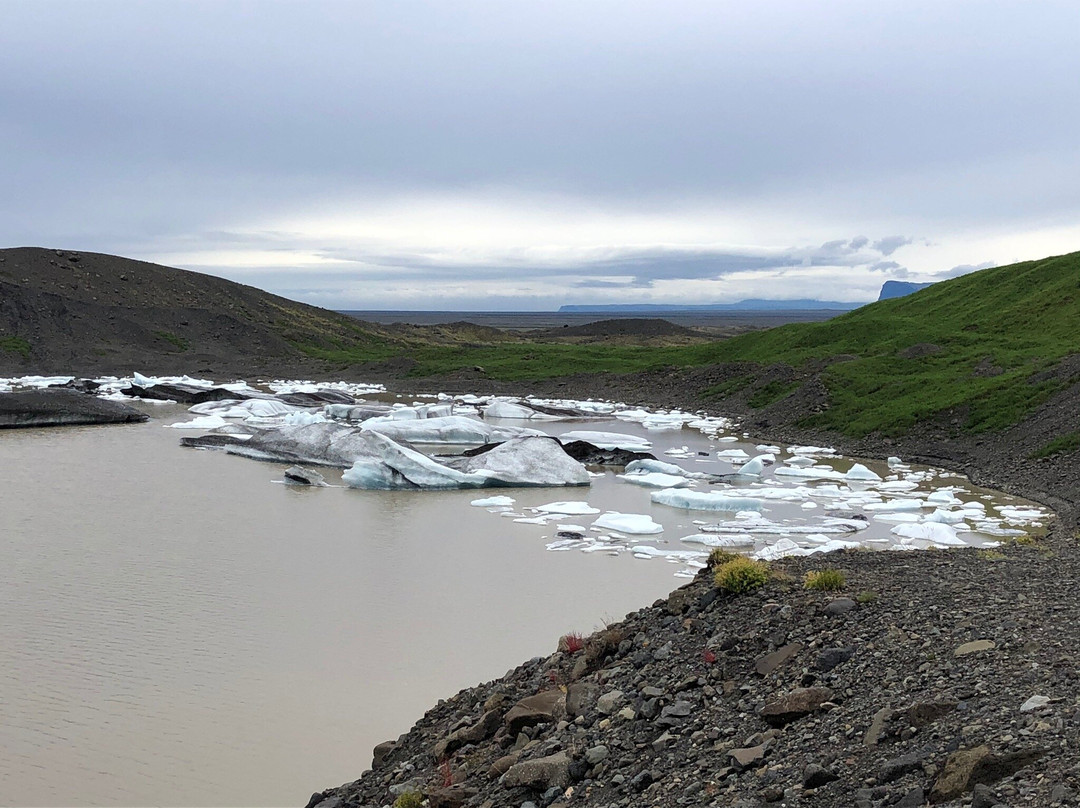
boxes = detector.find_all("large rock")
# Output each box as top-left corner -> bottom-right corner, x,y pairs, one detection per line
503,691 -> 566,734
755,643 -> 803,676
124,383 -> 248,404
501,752 -> 571,791
433,709 -> 502,759
0,389 -> 148,428
760,687 -> 833,727
930,746 -> 1047,803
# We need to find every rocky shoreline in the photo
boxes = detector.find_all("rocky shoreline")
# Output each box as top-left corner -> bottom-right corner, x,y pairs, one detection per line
305,376 -> 1079,808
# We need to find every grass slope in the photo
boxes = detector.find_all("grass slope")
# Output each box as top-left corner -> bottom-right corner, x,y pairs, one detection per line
704,250 -> 1080,435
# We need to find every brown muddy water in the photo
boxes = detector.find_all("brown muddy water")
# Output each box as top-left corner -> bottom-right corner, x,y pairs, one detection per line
0,400 -> 1041,806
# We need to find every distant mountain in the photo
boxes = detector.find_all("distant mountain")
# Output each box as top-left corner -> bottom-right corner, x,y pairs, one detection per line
558,299 -> 861,313
878,280 -> 933,300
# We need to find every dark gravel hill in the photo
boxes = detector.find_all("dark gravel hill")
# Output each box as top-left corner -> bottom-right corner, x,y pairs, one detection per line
0,247 -> 397,376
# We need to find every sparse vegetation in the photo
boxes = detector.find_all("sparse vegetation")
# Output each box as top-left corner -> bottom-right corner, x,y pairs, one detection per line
714,557 -> 770,594
392,792 -> 423,808
558,632 -> 585,654
977,549 -> 1007,561
748,380 -> 799,409
1030,431 -> 1080,459
0,336 -> 31,358
707,548 -> 741,567
856,590 -> 879,604
804,569 -> 847,591
154,331 -> 190,351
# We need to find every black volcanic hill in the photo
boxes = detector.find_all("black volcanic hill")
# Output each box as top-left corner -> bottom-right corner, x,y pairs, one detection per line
0,247 -> 406,376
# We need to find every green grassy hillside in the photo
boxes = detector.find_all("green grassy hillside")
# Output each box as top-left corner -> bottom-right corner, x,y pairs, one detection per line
704,251 -> 1080,435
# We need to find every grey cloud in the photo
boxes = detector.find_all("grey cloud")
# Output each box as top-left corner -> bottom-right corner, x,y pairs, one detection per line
872,236 -> 913,256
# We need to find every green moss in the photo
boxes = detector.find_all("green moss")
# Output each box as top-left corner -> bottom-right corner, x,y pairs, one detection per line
0,336 -> 31,358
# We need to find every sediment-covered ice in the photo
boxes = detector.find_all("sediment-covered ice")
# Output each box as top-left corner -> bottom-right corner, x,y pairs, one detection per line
361,415 -> 543,444
559,430 -> 652,450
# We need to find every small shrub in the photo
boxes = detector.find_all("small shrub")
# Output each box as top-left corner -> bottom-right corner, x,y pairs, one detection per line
714,557 -> 770,594
393,791 -> 423,808
707,548 -> 741,567
856,590 -> 878,604
804,569 -> 846,591
558,632 -> 585,654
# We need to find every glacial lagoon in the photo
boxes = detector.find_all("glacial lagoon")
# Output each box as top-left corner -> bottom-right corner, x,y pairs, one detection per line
0,376 -> 1048,806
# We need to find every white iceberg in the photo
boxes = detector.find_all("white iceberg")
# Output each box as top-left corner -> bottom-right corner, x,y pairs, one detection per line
535,501 -> 601,515
559,430 -> 652,450
618,472 -> 692,489
845,463 -> 883,482
361,415 -> 543,444
592,512 -> 664,535
651,489 -> 764,512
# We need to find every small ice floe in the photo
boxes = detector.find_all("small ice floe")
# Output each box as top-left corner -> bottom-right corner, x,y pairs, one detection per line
484,398 -> 600,420
878,480 -> 920,492
651,489 -> 764,512
996,505 -> 1048,522
166,414 -> 229,430
640,413 -> 691,431
736,454 -> 772,477
679,533 -> 755,548
753,538 -> 810,560
283,411 -> 327,426
593,512 -> 664,534
556,523 -> 588,533
470,495 -> 516,507
663,447 -> 695,458
872,512 -> 922,523
801,502 -> 818,510
559,430 -> 652,450
844,463 -> 883,482
535,501 -> 601,515
789,445 -> 836,456
892,522 -> 966,546
863,498 -> 925,512
514,516 -> 551,525
784,455 -> 817,468
756,444 -> 781,454
716,448 -> 750,461
774,465 -> 844,481
618,471 -> 692,489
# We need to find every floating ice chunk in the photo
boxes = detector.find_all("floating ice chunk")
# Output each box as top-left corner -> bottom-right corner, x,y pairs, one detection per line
166,415 -> 229,430
863,499 -> 925,512
926,490 -> 962,505
784,456 -> 816,468
716,448 -> 750,461
593,512 -> 664,535
737,455 -> 771,476
996,506 -> 1047,521
878,480 -> 919,492
753,538 -> 811,560
361,415 -> 543,444
926,508 -> 967,524
845,463 -> 882,482
619,472 -> 692,489
892,522 -> 965,544
801,502 -> 818,510
808,538 -> 862,554
873,512 -> 922,523
514,516 -> 551,525
887,456 -> 904,467
651,489 -> 764,512
559,431 -> 652,450
756,444 -> 781,453
774,465 -> 843,480
625,458 -> 686,476
556,524 -> 588,533
283,411 -> 327,426
535,501 -> 601,515
471,496 -> 516,507
789,445 -> 836,455
678,533 -> 755,548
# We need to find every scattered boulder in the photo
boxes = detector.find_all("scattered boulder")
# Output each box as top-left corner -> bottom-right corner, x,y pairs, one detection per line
501,751 -> 571,791
930,746 -> 1047,802
504,691 -> 566,734
755,642 -> 803,676
760,687 -> 833,727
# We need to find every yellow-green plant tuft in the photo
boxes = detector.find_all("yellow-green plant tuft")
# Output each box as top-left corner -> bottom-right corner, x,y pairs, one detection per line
714,557 -> 770,594
856,589 -> 878,604
804,569 -> 846,591
707,548 -> 741,568
393,792 -> 423,808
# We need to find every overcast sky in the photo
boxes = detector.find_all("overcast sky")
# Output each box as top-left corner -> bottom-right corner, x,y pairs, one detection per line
2,1 -> 1078,310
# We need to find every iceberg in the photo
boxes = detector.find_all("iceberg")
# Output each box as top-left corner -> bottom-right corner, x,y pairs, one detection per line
592,512 -> 664,535
471,495 -> 516,507
651,489 -> 764,512
559,430 -> 652,450
361,415 -> 543,444
844,463 -> 883,482
618,471 -> 692,489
